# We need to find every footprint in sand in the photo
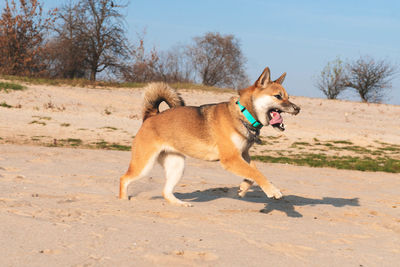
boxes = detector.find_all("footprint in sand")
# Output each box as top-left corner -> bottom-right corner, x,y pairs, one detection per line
150,211 -> 182,219
171,250 -> 219,261
3,167 -> 21,172
1,198 -> 33,208
57,197 -> 79,204
46,208 -> 84,223
144,250 -> 219,264
0,166 -> 5,177
29,158 -> 51,164
39,249 -> 62,255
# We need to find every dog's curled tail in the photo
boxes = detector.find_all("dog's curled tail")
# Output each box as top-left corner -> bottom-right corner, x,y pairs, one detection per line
142,82 -> 185,121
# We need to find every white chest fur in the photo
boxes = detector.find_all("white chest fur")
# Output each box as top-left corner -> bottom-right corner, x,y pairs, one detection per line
231,133 -> 248,152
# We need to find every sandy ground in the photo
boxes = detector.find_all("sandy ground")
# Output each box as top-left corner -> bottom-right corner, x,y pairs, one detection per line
1,145 -> 399,266
1,82 -> 400,266
1,82 -> 400,149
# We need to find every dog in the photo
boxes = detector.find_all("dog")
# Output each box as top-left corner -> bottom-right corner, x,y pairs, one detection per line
119,67 -> 300,206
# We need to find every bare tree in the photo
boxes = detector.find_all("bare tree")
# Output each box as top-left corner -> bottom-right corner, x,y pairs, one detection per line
121,37 -> 159,82
74,0 -> 129,81
188,32 -> 248,88
315,57 -> 347,99
44,1 -> 88,78
121,36 -> 193,83
346,56 -> 397,103
0,0 -> 56,76
153,46 -> 193,83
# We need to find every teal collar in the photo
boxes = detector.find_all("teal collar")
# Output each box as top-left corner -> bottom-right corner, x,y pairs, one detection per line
236,100 -> 263,129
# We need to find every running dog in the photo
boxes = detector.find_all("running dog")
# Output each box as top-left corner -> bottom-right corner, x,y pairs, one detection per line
119,67 -> 300,206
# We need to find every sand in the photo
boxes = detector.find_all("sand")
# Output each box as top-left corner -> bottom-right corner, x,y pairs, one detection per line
1,82 -> 399,266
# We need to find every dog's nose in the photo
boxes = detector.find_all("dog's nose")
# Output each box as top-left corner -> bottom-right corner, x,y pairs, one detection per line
293,104 -> 300,114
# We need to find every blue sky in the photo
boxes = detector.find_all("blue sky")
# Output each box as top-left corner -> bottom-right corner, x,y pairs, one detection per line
5,0 -> 400,104
121,0 -> 400,104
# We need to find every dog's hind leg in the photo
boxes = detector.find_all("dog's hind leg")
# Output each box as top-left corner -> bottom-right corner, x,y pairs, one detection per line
119,145 -> 160,200
238,178 -> 254,198
158,152 -> 192,207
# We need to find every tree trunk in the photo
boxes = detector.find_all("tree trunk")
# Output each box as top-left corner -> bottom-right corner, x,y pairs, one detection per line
359,90 -> 368,102
90,68 -> 96,81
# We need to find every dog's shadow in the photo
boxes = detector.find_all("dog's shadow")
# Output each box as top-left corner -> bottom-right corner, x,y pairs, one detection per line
175,187 -> 360,218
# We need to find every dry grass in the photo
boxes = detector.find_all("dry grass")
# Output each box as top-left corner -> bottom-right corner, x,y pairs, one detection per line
253,139 -> 400,173
0,75 -> 234,92
0,81 -> 25,92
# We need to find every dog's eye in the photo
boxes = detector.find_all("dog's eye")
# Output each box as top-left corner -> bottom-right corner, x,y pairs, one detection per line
274,95 -> 282,100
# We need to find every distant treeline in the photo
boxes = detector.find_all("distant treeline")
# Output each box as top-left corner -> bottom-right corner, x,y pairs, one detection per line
2,0 -> 397,102
0,0 -> 249,88
315,56 -> 397,103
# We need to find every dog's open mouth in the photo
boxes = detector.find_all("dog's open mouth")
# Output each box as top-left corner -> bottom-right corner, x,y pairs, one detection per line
268,109 -> 285,131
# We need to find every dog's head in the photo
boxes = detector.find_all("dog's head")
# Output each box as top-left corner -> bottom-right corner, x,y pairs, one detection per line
245,67 -> 300,131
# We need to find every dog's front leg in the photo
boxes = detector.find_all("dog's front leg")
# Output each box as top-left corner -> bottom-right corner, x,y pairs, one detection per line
237,152 -> 255,197
220,152 -> 282,199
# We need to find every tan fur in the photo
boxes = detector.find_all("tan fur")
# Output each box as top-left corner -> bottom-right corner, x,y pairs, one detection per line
119,67 -> 300,206
142,82 -> 185,121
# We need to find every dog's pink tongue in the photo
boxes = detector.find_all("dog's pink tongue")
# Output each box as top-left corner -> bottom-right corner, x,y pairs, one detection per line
270,111 -> 283,125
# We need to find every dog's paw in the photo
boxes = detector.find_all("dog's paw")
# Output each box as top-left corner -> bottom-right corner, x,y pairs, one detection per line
237,189 -> 246,198
264,185 -> 283,199
237,179 -> 254,198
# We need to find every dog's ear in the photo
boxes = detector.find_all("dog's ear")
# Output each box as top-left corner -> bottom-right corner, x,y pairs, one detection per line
255,67 -> 271,87
274,72 -> 286,84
